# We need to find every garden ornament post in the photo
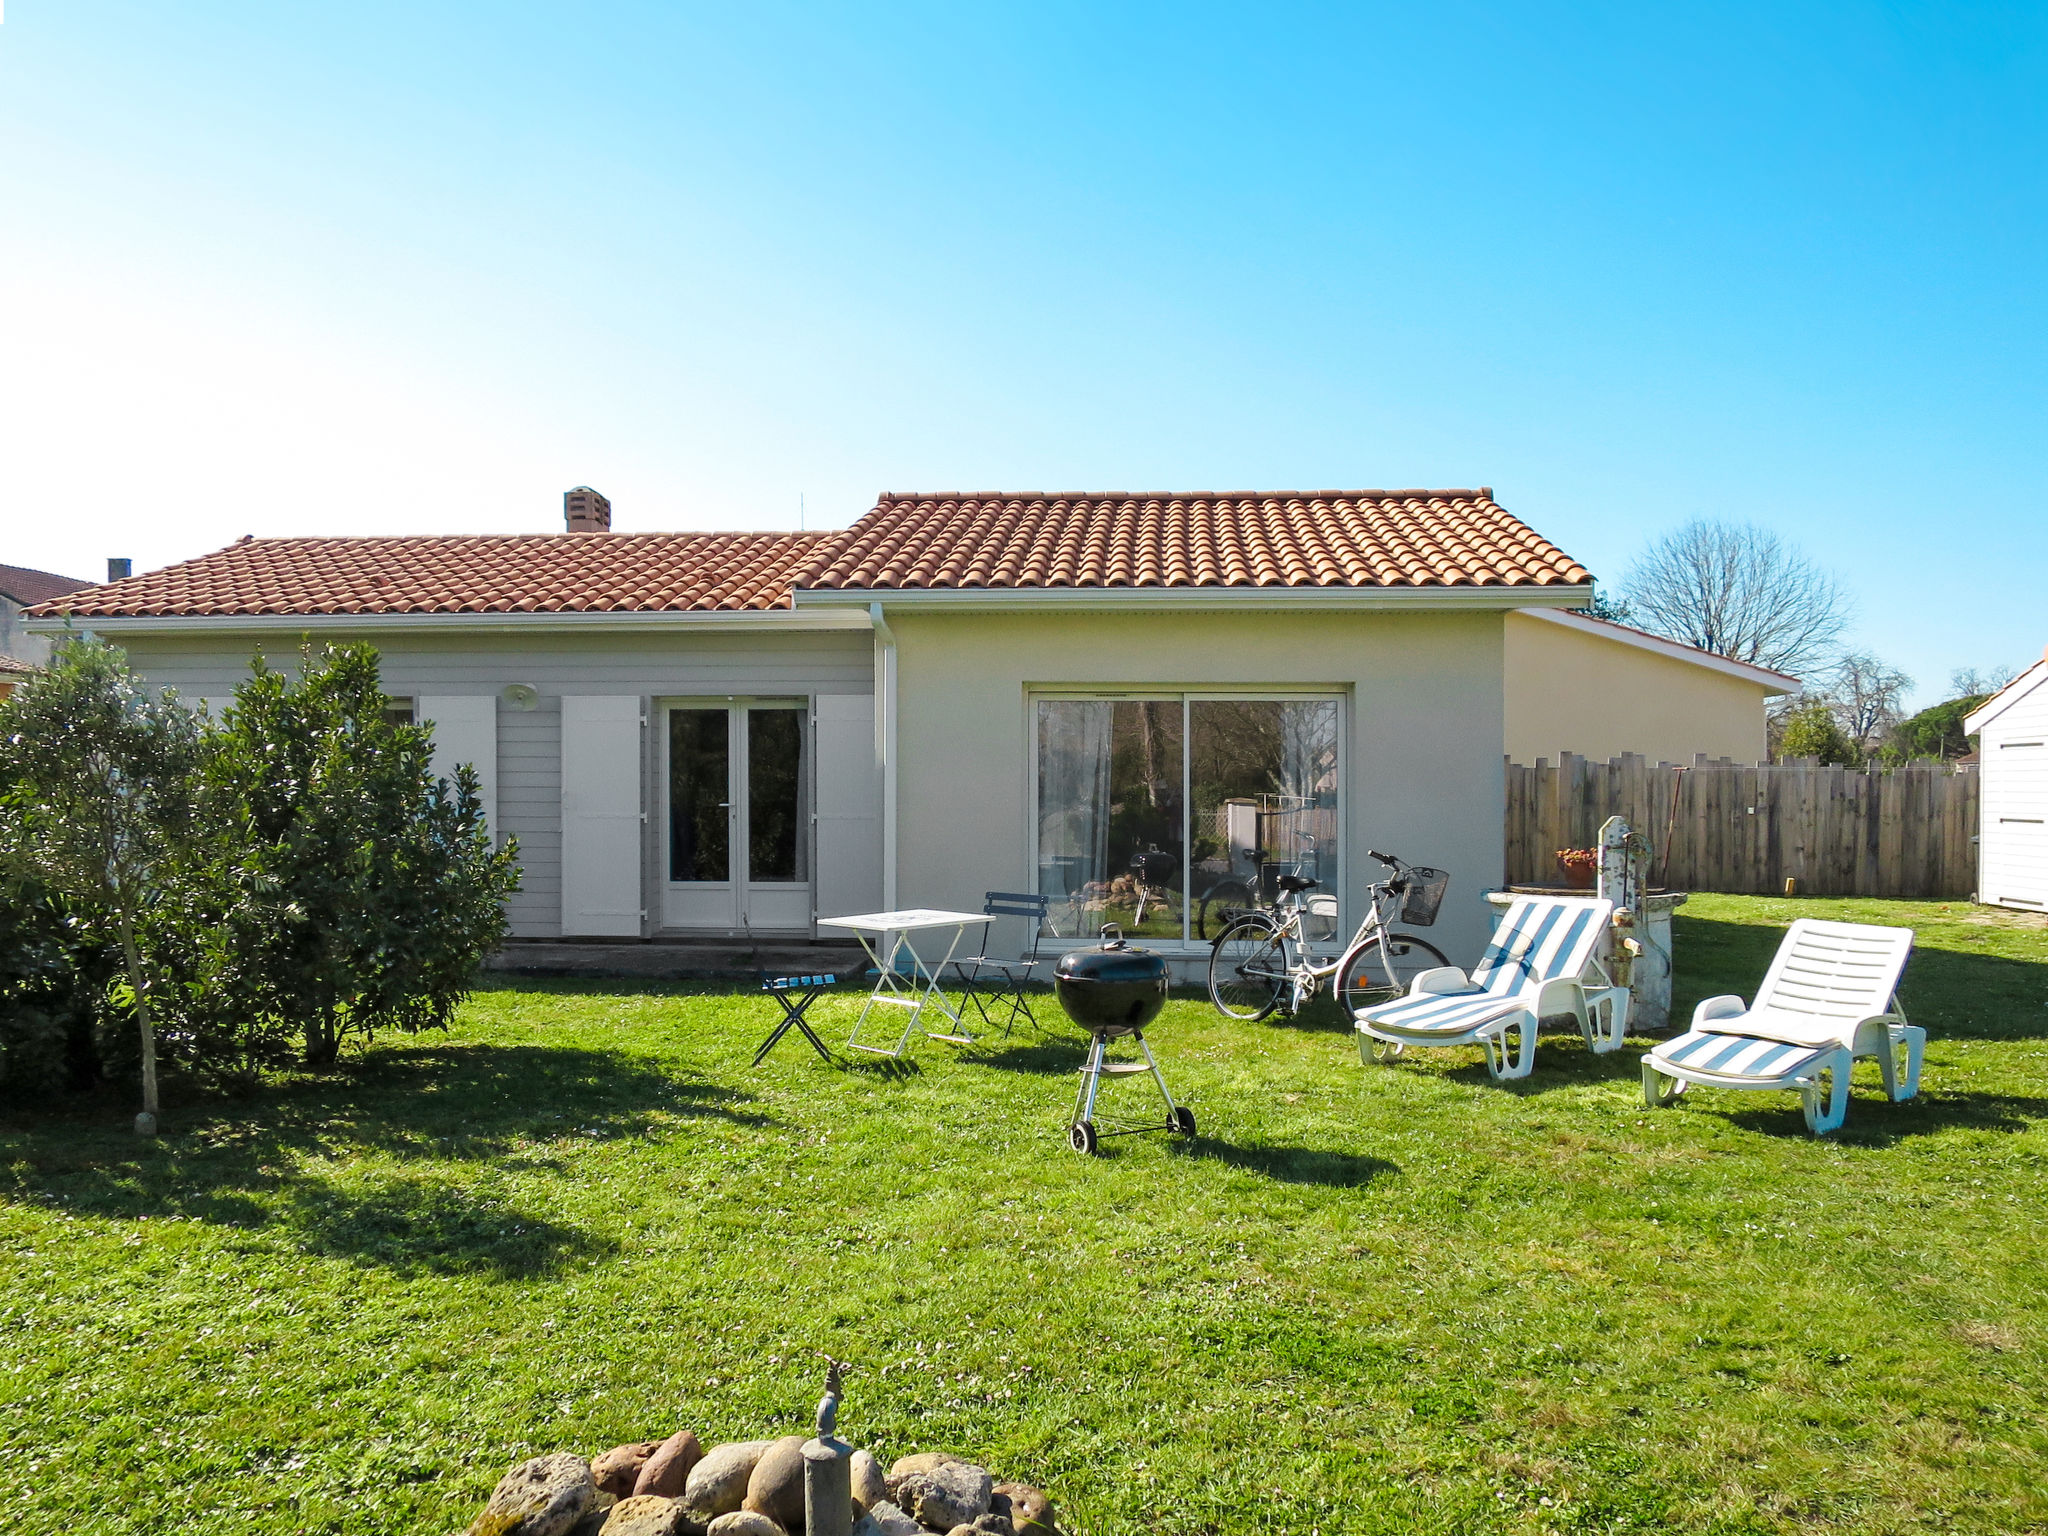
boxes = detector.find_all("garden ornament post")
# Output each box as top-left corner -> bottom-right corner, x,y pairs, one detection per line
802,1360 -> 853,1536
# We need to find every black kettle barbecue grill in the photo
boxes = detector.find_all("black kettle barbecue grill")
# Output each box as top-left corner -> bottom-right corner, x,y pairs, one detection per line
1054,925 -> 1196,1156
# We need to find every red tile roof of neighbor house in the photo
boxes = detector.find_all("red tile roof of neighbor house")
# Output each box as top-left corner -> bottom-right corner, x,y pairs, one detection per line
0,653 -> 37,675
1,563 -> 92,607
30,490 -> 1593,618
40,533 -> 833,617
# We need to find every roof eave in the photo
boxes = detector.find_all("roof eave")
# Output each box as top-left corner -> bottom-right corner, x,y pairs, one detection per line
22,607 -> 875,636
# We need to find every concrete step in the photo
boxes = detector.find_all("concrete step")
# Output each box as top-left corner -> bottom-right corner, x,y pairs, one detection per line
486,939 -> 866,982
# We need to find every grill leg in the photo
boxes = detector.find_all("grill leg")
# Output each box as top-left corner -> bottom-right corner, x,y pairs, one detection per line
1074,1033 -> 1106,1126
1135,1031 -> 1180,1123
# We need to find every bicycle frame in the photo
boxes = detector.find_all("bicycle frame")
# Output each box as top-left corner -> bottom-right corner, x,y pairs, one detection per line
1240,877 -> 1408,1013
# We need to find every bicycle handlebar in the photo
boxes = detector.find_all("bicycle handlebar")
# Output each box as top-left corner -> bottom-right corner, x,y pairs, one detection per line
1368,849 -> 1402,868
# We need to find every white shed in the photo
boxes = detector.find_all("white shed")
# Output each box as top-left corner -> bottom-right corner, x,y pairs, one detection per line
1966,651 -> 2048,911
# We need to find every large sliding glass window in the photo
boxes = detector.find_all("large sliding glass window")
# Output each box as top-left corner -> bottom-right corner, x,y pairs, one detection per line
1035,695 -> 1340,945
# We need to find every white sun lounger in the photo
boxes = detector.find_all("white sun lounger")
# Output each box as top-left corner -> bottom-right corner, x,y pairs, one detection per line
1353,894 -> 1628,1080
1643,918 -> 1919,1136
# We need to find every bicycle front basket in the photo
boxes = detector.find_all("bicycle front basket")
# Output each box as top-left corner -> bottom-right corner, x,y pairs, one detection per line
1399,868 -> 1449,927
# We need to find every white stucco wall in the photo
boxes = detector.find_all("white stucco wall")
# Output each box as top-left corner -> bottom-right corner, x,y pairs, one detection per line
1503,610 -> 1781,765
885,606 -> 1509,968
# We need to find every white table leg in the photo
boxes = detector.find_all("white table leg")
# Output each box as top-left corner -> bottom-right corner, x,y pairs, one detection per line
845,930 -> 918,1058
912,923 -> 975,1044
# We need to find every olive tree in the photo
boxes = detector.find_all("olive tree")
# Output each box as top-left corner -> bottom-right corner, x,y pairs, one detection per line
1622,519 -> 1850,678
0,636 -> 202,1133
198,644 -> 520,1067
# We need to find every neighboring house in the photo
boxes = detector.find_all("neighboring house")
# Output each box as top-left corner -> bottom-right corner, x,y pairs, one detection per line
1,561 -> 92,667
35,488 -> 1621,964
1965,650 -> 2048,911
1503,608 -> 1798,765
0,653 -> 34,702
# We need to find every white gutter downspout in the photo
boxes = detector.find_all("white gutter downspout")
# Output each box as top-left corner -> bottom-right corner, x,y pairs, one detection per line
869,602 -> 898,911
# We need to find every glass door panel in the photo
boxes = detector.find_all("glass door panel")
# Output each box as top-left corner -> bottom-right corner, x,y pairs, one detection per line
744,706 -> 812,930
669,708 -> 731,882
747,708 -> 806,883
1190,699 -> 1340,943
1033,699 -> 1184,939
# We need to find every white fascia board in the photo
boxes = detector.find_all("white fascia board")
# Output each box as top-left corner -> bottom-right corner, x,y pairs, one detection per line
1965,659 -> 2048,734
22,607 -> 876,638
1518,607 -> 1802,694
793,583 -> 1595,613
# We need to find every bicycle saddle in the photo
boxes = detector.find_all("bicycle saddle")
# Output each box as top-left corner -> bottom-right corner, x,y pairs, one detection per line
1274,873 -> 1318,893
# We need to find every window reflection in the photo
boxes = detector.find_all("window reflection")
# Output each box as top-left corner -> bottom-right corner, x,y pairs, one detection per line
748,708 -> 807,883
670,708 -> 730,882
1036,696 -> 1338,943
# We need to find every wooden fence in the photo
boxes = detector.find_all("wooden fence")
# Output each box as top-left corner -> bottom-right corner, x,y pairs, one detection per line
1505,753 -> 1980,898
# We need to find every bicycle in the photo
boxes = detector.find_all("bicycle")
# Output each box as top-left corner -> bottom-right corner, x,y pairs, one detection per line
1206,849 -> 1452,1021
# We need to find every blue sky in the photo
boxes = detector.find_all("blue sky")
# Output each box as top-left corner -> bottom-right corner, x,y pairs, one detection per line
1,1 -> 2041,704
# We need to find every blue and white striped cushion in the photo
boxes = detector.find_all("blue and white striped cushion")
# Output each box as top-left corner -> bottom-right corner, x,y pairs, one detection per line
1653,1030 -> 1833,1081
1473,901 -> 1604,995
1358,989 -> 1527,1036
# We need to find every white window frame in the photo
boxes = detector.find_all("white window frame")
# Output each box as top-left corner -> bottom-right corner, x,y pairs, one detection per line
1024,687 -> 1348,953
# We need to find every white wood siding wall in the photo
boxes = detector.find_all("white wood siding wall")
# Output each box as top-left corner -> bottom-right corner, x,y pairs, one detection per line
111,629 -> 874,936
418,695 -> 499,835
813,693 -> 884,919
1980,677 -> 2048,910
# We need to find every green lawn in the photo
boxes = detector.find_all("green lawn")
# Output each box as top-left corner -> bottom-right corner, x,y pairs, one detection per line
3,895 -> 2045,1535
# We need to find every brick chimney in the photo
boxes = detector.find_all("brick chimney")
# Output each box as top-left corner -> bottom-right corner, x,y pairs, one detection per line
564,486 -> 611,533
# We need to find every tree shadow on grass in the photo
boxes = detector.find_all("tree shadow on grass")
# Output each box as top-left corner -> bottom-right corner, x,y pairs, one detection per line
0,1043 -> 761,1276
1182,1137 -> 1400,1187
284,1171 -> 611,1279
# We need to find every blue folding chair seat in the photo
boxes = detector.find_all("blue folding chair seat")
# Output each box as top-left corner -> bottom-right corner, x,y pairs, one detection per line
755,973 -> 838,1066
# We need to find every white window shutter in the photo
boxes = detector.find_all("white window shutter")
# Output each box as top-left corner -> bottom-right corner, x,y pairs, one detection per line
418,695 -> 498,837
561,696 -> 644,936
813,693 -> 883,924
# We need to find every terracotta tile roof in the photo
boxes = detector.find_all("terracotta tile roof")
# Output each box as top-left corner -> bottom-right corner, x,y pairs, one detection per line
34,533 -> 833,618
0,653 -> 36,675
28,489 -> 1591,619
794,490 -> 1592,591
1,562 -> 92,607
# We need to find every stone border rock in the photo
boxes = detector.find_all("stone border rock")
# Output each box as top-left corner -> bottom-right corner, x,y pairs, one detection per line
467,1441 -> 1056,1536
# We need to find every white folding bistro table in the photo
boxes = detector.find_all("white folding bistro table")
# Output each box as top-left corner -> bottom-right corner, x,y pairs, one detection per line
817,908 -> 987,1059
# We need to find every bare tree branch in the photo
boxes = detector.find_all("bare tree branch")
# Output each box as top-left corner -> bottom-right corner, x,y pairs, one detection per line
1620,519 -> 1851,678
1830,651 -> 1913,748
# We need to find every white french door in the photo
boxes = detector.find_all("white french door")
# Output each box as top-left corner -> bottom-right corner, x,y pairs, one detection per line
662,700 -> 812,933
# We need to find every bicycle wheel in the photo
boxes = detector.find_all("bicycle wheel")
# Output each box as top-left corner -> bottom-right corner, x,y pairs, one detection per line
1208,917 -> 1289,1021
1335,933 -> 1451,1016
1194,879 -> 1256,941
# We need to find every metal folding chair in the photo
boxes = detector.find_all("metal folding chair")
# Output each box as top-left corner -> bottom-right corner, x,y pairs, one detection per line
952,892 -> 1052,1036
755,973 -> 838,1066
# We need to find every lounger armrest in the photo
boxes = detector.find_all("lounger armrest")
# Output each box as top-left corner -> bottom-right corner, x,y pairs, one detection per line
1409,966 -> 1472,996
1846,1013 -> 1907,1049
1691,994 -> 1748,1028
